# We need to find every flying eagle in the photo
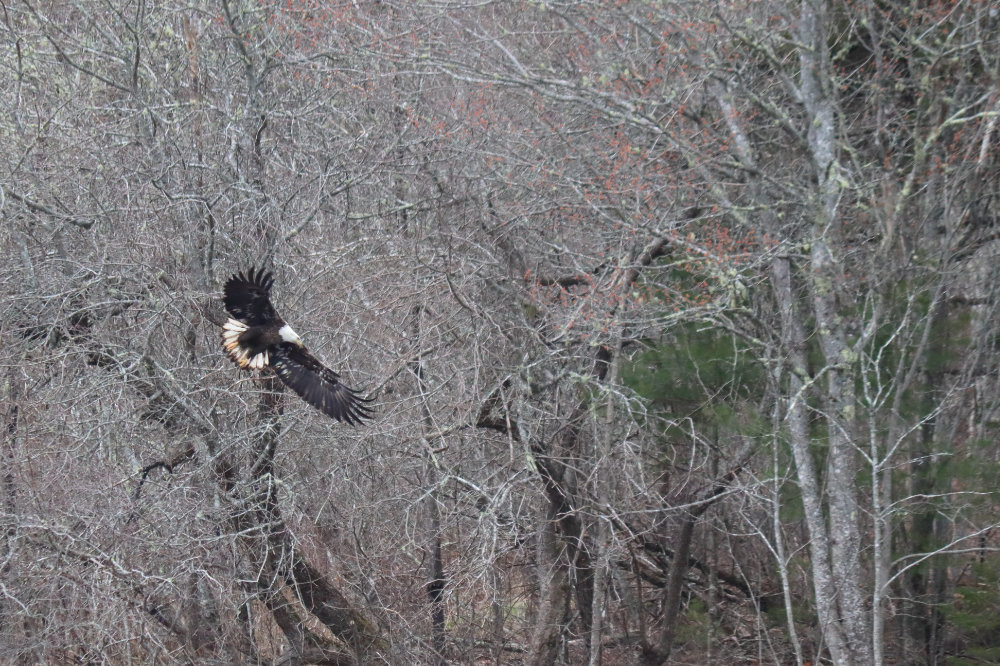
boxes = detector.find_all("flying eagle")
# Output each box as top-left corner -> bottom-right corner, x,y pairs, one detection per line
221,267 -> 372,425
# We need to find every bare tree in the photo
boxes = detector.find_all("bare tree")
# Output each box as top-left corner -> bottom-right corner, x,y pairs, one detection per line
3,1 -> 999,664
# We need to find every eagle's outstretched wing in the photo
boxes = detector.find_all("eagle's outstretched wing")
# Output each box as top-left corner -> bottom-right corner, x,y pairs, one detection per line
271,344 -> 373,425
223,267 -> 280,325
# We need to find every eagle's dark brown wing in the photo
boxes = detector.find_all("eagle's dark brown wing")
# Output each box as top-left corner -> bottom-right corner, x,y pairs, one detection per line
223,267 -> 280,325
271,344 -> 373,425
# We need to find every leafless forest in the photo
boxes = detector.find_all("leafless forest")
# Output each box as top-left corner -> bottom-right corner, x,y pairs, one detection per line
2,1 -> 1000,664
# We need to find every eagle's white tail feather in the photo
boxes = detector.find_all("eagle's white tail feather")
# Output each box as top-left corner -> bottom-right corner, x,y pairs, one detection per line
222,319 -> 258,369
248,351 -> 268,369
223,318 -> 247,334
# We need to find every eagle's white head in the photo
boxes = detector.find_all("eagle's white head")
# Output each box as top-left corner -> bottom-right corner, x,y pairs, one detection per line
278,323 -> 304,347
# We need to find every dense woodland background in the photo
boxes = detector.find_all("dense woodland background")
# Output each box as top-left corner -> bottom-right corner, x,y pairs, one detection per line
2,0 -> 1000,664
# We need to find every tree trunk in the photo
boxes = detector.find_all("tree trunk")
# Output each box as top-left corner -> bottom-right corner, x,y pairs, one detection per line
411,304 -> 448,664
771,255 -> 852,665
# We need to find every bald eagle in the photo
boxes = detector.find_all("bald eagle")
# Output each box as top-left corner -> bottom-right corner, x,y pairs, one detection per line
221,267 -> 372,425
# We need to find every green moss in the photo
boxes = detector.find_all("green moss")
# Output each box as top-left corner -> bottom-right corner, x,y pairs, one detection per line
622,321 -> 767,452
941,560 -> 1000,664
674,598 -> 714,647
